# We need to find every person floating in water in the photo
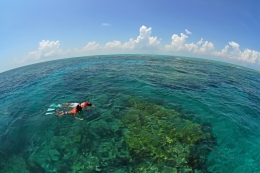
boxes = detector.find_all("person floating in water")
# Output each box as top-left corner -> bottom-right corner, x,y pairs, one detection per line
52,101 -> 95,109
56,101 -> 95,120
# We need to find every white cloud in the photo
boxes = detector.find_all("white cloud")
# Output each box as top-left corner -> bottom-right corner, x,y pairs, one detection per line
83,41 -> 101,51
32,40 -> 60,58
105,41 -> 123,49
213,41 -> 260,63
213,45 -> 229,57
16,26 -> 161,65
15,26 -> 260,69
72,41 -> 102,56
102,23 -> 111,26
127,25 -> 160,49
196,38 -> 204,45
184,42 -> 198,52
14,40 -> 68,64
240,49 -> 259,63
185,29 -> 192,35
198,41 -> 215,53
165,31 -> 260,64
228,41 -> 242,58
165,33 -> 188,51
104,25 -> 161,50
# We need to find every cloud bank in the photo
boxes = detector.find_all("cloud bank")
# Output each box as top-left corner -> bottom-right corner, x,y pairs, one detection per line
16,25 -> 260,67
14,40 -> 70,63
104,26 -> 160,51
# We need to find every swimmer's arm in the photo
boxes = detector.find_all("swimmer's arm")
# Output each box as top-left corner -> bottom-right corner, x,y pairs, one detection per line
84,104 -> 95,110
73,113 -> 83,120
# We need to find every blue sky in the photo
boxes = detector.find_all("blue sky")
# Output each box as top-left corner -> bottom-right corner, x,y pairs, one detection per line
1,0 -> 260,72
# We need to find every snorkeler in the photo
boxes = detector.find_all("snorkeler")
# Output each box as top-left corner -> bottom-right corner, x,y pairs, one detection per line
56,104 -> 83,120
80,101 -> 95,109
56,101 -> 95,109
55,101 -> 95,120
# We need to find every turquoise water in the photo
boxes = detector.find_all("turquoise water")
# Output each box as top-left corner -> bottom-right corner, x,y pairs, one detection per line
0,55 -> 260,172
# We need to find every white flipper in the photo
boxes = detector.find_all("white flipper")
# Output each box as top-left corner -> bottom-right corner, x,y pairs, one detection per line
46,112 -> 55,115
47,108 -> 55,111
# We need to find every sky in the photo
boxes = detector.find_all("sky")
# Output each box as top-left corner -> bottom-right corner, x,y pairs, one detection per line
1,0 -> 260,73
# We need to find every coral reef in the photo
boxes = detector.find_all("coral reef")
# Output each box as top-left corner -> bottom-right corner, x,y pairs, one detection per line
0,156 -> 29,173
120,99 -> 214,172
72,152 -> 101,172
26,105 -> 131,173
18,98 -> 214,173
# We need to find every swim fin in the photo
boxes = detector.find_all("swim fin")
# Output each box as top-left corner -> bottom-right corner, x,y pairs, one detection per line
47,108 -> 55,111
46,112 -> 55,115
50,103 -> 57,108
50,103 -> 62,108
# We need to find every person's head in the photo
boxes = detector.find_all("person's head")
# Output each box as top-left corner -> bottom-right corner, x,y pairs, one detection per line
81,101 -> 92,108
76,104 -> 82,111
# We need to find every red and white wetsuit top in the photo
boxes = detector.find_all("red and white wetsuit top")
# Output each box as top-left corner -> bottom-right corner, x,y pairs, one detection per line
83,102 -> 91,108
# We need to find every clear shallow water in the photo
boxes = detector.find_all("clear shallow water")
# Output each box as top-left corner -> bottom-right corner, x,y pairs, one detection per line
0,55 -> 260,172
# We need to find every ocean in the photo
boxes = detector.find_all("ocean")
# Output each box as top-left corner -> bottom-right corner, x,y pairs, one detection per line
0,55 -> 260,173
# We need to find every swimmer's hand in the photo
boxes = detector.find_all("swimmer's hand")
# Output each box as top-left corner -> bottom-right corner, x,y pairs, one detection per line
77,118 -> 83,120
